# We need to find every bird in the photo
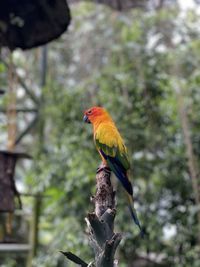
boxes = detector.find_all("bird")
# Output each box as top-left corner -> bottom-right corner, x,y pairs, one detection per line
83,106 -> 143,235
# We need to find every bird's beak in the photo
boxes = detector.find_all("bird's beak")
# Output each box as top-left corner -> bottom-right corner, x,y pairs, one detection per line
83,115 -> 91,123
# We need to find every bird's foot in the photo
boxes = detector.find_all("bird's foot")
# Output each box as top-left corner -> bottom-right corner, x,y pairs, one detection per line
96,166 -> 111,174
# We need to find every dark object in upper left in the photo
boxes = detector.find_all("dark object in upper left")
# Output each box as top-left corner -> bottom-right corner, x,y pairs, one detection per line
0,0 -> 71,50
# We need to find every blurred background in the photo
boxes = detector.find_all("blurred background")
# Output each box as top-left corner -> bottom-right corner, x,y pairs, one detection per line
0,0 -> 200,266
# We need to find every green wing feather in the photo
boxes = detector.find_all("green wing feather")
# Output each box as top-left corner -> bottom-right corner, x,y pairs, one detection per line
95,123 -> 130,170
95,133 -> 132,195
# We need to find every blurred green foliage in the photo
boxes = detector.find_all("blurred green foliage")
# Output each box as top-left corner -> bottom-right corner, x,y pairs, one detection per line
1,2 -> 200,267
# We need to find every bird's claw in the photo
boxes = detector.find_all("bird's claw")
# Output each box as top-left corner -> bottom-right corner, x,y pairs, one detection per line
96,166 -> 111,174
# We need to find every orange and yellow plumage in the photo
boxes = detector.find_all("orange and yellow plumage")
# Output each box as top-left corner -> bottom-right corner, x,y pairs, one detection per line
83,106 -> 143,235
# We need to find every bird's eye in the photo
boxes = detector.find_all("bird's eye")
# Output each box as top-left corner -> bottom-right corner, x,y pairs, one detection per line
87,110 -> 92,114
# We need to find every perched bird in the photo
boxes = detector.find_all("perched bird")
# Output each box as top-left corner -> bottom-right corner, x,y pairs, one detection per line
83,106 -> 143,235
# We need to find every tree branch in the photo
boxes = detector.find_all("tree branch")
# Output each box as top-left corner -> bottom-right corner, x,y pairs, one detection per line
60,251 -> 88,267
1,58 -> 39,104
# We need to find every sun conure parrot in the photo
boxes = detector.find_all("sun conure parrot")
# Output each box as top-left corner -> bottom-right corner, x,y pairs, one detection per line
83,106 -> 143,235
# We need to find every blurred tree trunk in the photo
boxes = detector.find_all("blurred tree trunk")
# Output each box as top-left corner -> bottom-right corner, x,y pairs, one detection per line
168,25 -> 200,241
176,86 -> 200,242
27,46 -> 48,267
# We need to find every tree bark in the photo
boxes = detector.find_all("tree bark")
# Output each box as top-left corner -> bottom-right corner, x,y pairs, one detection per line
61,163 -> 122,266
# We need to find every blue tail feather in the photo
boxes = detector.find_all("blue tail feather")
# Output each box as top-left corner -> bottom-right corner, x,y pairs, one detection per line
127,195 -> 145,237
99,149 -> 133,195
128,204 -> 145,238
99,149 -> 144,237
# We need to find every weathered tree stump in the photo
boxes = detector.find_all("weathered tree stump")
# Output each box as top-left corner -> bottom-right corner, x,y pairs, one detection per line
61,163 -> 122,267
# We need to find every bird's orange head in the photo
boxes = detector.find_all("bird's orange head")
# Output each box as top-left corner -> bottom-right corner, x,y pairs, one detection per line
83,106 -> 111,124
